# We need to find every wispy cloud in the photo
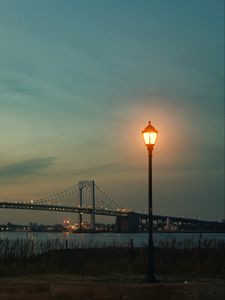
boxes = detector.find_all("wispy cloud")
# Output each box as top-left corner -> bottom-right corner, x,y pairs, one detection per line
0,157 -> 57,180
71,158 -> 135,176
0,88 -> 47,93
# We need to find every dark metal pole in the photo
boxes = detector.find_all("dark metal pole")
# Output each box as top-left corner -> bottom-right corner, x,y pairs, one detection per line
79,188 -> 83,231
146,145 -> 157,282
91,181 -> 95,232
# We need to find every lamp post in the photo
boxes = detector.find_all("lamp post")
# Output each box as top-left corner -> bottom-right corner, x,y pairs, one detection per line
142,121 -> 158,283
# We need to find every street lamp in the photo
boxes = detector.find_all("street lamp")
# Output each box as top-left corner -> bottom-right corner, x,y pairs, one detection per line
142,121 -> 158,282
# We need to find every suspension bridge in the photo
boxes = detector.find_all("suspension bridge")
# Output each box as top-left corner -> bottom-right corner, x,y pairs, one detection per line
0,180 -> 224,232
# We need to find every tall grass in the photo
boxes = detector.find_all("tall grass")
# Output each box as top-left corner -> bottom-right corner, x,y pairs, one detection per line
0,237 -> 224,278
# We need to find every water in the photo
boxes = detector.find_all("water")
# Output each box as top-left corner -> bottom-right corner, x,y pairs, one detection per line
0,231 -> 224,249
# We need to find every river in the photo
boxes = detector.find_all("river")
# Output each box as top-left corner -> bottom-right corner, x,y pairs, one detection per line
0,231 -> 224,249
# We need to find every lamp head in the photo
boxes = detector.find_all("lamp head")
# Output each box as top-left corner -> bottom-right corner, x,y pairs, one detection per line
142,121 -> 158,147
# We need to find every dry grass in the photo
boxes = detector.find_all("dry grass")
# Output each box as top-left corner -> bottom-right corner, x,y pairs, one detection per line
0,237 -> 224,278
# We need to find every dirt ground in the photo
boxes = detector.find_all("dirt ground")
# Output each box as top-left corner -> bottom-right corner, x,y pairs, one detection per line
0,276 -> 224,300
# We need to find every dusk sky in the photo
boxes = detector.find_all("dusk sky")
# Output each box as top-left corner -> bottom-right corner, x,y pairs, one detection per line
0,0 -> 224,224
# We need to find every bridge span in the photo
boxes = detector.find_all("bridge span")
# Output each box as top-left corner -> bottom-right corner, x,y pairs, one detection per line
0,202 -> 127,217
0,180 -> 224,233
0,201 -> 224,233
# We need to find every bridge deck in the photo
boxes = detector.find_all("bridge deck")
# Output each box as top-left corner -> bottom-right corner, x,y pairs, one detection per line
0,202 -> 223,226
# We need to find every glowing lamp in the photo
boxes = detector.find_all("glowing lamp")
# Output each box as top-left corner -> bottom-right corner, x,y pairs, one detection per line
142,121 -> 158,146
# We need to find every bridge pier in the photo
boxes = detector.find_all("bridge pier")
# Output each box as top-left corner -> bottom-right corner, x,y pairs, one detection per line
116,213 -> 140,233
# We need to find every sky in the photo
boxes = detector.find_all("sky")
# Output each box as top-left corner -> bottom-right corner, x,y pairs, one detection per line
0,0 -> 224,224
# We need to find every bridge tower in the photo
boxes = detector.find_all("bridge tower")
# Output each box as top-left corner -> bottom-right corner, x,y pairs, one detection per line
78,180 -> 95,231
